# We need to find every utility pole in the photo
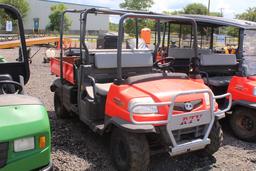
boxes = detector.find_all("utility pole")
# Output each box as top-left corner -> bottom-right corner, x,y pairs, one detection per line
220,8 -> 224,17
208,0 -> 211,14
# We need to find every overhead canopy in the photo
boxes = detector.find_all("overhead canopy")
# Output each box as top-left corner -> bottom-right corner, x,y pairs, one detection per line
183,14 -> 256,29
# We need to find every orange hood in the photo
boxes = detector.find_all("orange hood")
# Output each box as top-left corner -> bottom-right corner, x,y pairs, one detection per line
119,78 -> 210,103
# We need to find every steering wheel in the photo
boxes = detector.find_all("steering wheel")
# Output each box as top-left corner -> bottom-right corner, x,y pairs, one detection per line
153,57 -> 175,72
0,80 -> 23,94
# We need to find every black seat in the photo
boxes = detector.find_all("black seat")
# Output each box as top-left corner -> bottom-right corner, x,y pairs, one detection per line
205,76 -> 232,87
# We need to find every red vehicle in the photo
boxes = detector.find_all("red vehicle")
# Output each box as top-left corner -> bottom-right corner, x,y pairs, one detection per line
160,15 -> 256,142
50,9 -> 231,170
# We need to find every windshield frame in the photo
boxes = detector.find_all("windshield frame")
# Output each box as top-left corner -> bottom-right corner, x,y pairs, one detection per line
241,28 -> 256,76
243,29 -> 256,56
78,8 -> 199,84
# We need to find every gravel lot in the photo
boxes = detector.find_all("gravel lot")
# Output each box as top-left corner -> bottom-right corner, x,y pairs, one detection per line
2,47 -> 256,171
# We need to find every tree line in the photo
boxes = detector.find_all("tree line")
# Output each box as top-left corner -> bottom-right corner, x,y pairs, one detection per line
117,0 -> 256,35
1,0 -> 256,34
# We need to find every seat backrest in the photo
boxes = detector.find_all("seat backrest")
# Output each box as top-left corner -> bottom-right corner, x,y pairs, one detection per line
169,48 -> 211,59
198,49 -> 212,55
85,49 -> 153,83
93,49 -> 153,69
169,48 -> 194,59
200,54 -> 237,66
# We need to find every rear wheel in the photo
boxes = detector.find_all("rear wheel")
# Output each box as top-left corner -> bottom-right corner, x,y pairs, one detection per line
110,128 -> 150,171
204,121 -> 223,155
54,92 -> 70,119
230,107 -> 256,142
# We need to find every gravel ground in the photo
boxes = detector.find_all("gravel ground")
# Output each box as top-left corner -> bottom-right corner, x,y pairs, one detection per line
2,47 -> 256,171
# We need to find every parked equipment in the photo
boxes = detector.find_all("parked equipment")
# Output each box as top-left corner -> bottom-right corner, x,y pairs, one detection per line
141,28 -> 151,44
0,4 -> 52,171
0,36 -> 60,49
164,15 -> 256,142
50,9 -> 231,170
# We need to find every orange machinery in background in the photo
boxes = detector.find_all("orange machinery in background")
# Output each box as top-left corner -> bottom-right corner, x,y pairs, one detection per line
140,28 -> 151,44
0,37 -> 72,49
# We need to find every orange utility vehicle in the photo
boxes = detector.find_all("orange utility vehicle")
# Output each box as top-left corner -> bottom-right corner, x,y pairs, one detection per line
159,15 -> 256,142
50,9 -> 231,170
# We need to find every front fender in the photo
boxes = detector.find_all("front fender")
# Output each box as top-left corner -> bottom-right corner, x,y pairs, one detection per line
0,104 -> 50,141
232,100 -> 256,110
105,117 -> 157,134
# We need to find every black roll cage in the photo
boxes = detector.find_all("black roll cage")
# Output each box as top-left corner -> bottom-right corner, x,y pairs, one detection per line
0,4 -> 30,84
59,8 -> 199,84
59,8 -> 161,82
167,17 -> 256,76
116,13 -> 198,83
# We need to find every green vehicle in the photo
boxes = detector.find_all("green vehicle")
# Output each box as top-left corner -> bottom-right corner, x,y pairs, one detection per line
0,4 -> 52,171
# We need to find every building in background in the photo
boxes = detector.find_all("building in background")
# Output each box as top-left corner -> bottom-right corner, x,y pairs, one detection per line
24,0 -> 109,34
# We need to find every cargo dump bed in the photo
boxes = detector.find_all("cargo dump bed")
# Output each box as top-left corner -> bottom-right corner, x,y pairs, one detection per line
50,57 -> 79,84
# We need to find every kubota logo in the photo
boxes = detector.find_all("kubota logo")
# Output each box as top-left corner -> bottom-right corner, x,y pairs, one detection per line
184,102 -> 193,111
180,114 -> 203,125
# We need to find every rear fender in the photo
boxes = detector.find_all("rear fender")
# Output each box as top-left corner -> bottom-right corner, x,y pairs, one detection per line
50,79 -> 62,92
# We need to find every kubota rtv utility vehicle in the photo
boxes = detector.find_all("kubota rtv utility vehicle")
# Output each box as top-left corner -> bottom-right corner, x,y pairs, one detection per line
162,15 -> 256,142
0,4 -> 52,171
50,8 -> 231,170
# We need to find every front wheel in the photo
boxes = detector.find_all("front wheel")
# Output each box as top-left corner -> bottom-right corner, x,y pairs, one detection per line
230,107 -> 256,142
110,128 -> 150,171
204,121 -> 223,155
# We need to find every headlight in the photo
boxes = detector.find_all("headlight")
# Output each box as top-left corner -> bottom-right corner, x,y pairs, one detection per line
128,97 -> 158,114
253,87 -> 256,96
14,137 -> 35,152
204,93 -> 210,106
204,93 -> 215,106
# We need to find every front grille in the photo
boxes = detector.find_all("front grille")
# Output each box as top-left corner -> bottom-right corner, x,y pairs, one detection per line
0,142 -> 8,168
173,125 -> 206,143
174,99 -> 202,112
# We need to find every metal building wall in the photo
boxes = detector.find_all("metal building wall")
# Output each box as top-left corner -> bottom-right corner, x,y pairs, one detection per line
24,0 -> 109,33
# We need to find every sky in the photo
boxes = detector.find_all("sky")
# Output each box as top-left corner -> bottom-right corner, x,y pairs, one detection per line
54,0 -> 255,19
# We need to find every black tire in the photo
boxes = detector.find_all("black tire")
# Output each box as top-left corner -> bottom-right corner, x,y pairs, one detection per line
204,121 -> 223,155
54,92 -> 70,119
230,107 -> 256,142
110,128 -> 150,171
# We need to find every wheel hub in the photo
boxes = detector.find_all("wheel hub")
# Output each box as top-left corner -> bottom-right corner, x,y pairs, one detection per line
240,116 -> 254,131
